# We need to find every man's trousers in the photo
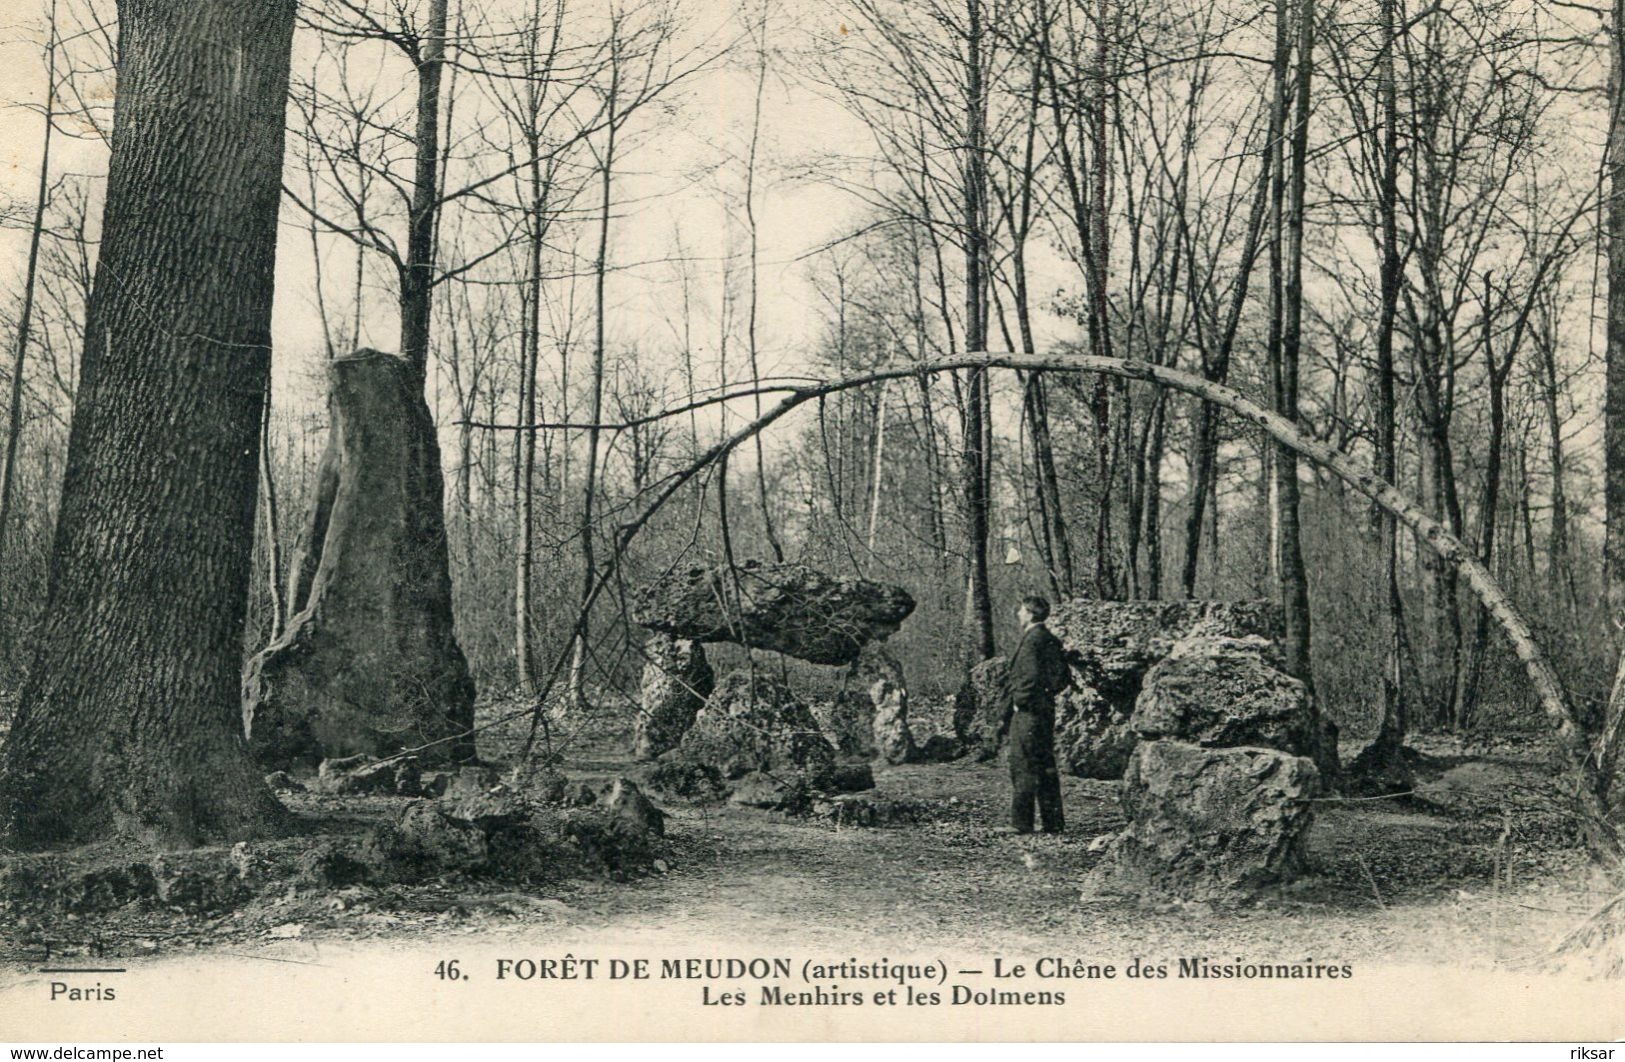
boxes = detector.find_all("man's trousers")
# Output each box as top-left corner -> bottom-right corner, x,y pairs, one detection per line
1008,710 -> 1064,834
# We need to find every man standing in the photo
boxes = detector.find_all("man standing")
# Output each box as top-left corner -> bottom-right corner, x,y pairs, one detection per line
1003,594 -> 1071,834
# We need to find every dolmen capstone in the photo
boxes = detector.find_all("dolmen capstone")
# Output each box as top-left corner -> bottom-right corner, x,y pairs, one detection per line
630,561 -> 920,770
952,599 -> 1289,777
1090,635 -> 1321,899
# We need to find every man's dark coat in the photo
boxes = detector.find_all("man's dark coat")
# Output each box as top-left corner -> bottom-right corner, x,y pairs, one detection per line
1003,622 -> 1071,833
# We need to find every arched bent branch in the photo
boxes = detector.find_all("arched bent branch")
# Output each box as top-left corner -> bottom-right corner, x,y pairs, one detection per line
599,351 -> 1618,862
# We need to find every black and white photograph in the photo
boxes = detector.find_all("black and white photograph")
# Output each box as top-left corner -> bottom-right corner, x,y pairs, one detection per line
0,0 -> 1622,1045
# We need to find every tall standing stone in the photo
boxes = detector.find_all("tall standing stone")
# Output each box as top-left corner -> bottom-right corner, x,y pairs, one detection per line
243,351 -> 476,769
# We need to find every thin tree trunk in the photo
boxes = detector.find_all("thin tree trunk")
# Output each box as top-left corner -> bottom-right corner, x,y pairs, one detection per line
1538,326 -> 1577,605
258,379 -> 285,642
1274,0 -> 1314,681
867,381 -> 888,552
1179,107 -> 1279,599
1144,394 -> 1166,599
742,13 -> 783,564
1608,0 -> 1625,625
399,0 -> 448,383
1359,0 -> 1409,774
571,41 -> 620,709
961,0 -> 995,664
1459,279 -> 1508,729
0,0 -> 57,645
514,2 -> 551,699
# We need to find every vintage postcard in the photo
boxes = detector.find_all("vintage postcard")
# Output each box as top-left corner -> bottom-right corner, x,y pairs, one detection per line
0,0 -> 1622,1044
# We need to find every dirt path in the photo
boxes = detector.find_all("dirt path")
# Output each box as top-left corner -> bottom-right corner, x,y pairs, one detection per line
6,741 -> 1623,1041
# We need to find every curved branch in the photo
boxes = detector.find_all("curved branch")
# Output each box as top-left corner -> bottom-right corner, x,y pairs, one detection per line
415,348 -> 1622,863
602,350 -> 1618,861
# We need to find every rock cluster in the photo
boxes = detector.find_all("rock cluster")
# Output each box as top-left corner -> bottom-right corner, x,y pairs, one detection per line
951,600 -> 1288,777
1051,600 -> 1286,778
675,671 -> 839,788
631,561 -> 921,768
1093,634 -> 1320,899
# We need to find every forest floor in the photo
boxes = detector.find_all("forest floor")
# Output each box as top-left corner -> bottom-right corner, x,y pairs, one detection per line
0,718 -> 1618,979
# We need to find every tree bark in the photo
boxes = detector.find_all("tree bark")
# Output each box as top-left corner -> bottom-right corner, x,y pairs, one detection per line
1536,326 -> 1577,606
571,47 -> 619,711
399,0 -> 448,384
0,0 -> 297,848
1459,277 -> 1510,729
258,378 -> 286,643
1352,0 -> 1409,778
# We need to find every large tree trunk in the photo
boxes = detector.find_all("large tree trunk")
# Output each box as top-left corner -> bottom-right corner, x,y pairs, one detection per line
0,0 -> 296,848
244,351 -> 476,769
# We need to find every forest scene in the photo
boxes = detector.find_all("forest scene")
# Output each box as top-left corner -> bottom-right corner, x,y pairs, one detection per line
2,0 -> 1625,1002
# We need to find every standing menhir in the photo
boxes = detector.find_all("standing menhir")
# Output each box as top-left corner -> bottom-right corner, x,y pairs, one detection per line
244,350 -> 476,770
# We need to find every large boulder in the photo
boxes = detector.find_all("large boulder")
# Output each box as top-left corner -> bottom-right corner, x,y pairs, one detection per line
675,671 -> 838,787
1129,635 -> 1315,755
1097,740 -> 1318,899
1047,600 -> 1285,778
633,633 -> 714,760
952,656 -> 1009,762
631,560 -> 915,665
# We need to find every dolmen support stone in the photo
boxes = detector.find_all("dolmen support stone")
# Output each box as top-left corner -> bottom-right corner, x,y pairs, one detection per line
856,643 -> 915,765
634,633 -> 714,760
1091,633 -> 1321,899
673,670 -> 838,790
